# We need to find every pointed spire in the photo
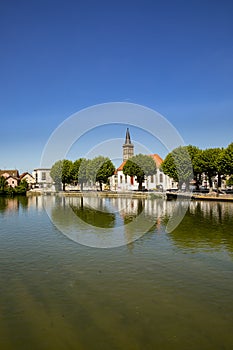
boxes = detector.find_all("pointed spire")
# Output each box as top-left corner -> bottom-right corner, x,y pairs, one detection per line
123,128 -> 134,161
125,128 -> 131,144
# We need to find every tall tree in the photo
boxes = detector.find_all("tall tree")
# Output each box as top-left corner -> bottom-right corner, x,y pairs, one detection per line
88,156 -> 115,191
77,158 -> 90,190
0,176 -> 7,193
186,145 -> 202,188
161,146 -> 193,188
123,154 -> 157,191
50,159 -> 73,191
61,160 -> 73,190
199,148 -> 223,189
70,158 -> 83,185
50,160 -> 63,191
218,143 -> 233,176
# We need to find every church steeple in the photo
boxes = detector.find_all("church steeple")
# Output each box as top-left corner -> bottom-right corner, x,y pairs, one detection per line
123,128 -> 134,161
125,128 -> 131,144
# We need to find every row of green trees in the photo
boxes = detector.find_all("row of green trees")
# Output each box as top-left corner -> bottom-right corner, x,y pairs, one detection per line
0,177 -> 28,196
50,154 -> 157,191
50,142 -> 233,192
50,156 -> 115,191
161,143 -> 233,189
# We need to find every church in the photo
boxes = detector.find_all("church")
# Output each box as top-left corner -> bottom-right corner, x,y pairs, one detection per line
110,128 -> 174,191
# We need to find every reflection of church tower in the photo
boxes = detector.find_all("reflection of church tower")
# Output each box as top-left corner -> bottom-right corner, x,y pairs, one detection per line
123,128 -> 134,161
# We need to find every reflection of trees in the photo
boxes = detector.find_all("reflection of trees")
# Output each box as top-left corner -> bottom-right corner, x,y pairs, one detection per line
49,196 -> 233,256
168,202 -> 233,256
0,197 -> 7,212
0,196 -> 29,213
18,196 -> 28,209
70,201 -> 115,228
0,197 -> 22,213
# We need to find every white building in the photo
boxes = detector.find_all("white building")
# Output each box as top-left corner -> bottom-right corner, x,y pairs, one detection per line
110,129 -> 175,191
32,168 -> 53,189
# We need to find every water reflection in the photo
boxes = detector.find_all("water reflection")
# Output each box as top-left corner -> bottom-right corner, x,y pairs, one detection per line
0,196 -> 29,213
168,201 -> 233,256
48,196 -> 166,248
71,197 -> 115,228
1,195 -> 233,350
1,195 -> 233,256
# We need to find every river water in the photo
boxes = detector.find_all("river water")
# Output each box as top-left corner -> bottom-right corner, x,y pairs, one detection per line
0,195 -> 233,350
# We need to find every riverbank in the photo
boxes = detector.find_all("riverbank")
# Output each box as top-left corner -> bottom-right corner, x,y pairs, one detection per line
27,189 -> 165,199
166,191 -> 233,202
26,189 -> 233,202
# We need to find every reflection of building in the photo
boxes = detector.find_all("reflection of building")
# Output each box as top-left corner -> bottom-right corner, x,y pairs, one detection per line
32,168 -> 53,189
110,129 -> 174,191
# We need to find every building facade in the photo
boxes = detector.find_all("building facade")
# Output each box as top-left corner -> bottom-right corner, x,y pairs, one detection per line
0,170 -> 20,188
32,168 -> 53,189
110,129 -> 174,191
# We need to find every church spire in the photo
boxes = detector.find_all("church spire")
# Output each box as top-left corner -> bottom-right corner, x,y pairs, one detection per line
125,128 -> 131,144
123,128 -> 134,161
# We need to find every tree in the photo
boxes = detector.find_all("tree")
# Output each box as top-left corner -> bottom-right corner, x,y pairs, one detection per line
123,154 -> 157,191
70,158 -> 83,185
218,143 -> 233,176
161,146 -> 193,188
61,160 -> 73,190
50,160 -> 63,191
0,176 -> 7,193
50,159 -> 73,191
199,148 -> 223,189
88,156 -> 115,191
186,145 -> 202,188
15,179 -> 28,195
79,159 -> 91,190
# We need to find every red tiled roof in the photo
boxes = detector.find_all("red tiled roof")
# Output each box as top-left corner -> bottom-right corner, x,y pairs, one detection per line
117,161 -> 127,171
115,154 -> 163,173
0,169 -> 19,178
149,154 -> 163,167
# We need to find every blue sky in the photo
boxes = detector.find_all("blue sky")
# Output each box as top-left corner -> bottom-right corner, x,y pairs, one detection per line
1,0 -> 233,173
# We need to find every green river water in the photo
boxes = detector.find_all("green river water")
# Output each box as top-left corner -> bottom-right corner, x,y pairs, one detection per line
0,195 -> 232,350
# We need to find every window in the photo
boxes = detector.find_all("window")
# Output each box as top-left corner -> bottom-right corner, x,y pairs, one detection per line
120,175 -> 123,184
160,173 -> 163,183
150,175 -> 154,183
42,172 -> 46,181
125,175 -> 127,183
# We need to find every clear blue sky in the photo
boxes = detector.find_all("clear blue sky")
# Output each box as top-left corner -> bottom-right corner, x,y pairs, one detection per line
1,0 -> 233,173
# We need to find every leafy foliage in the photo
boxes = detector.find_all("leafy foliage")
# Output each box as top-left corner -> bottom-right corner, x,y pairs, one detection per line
50,159 -> 73,191
218,143 -> 233,176
78,159 -> 91,189
123,154 -> 157,190
0,176 -> 7,192
50,160 -> 63,186
161,146 -> 193,187
88,156 -> 115,191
